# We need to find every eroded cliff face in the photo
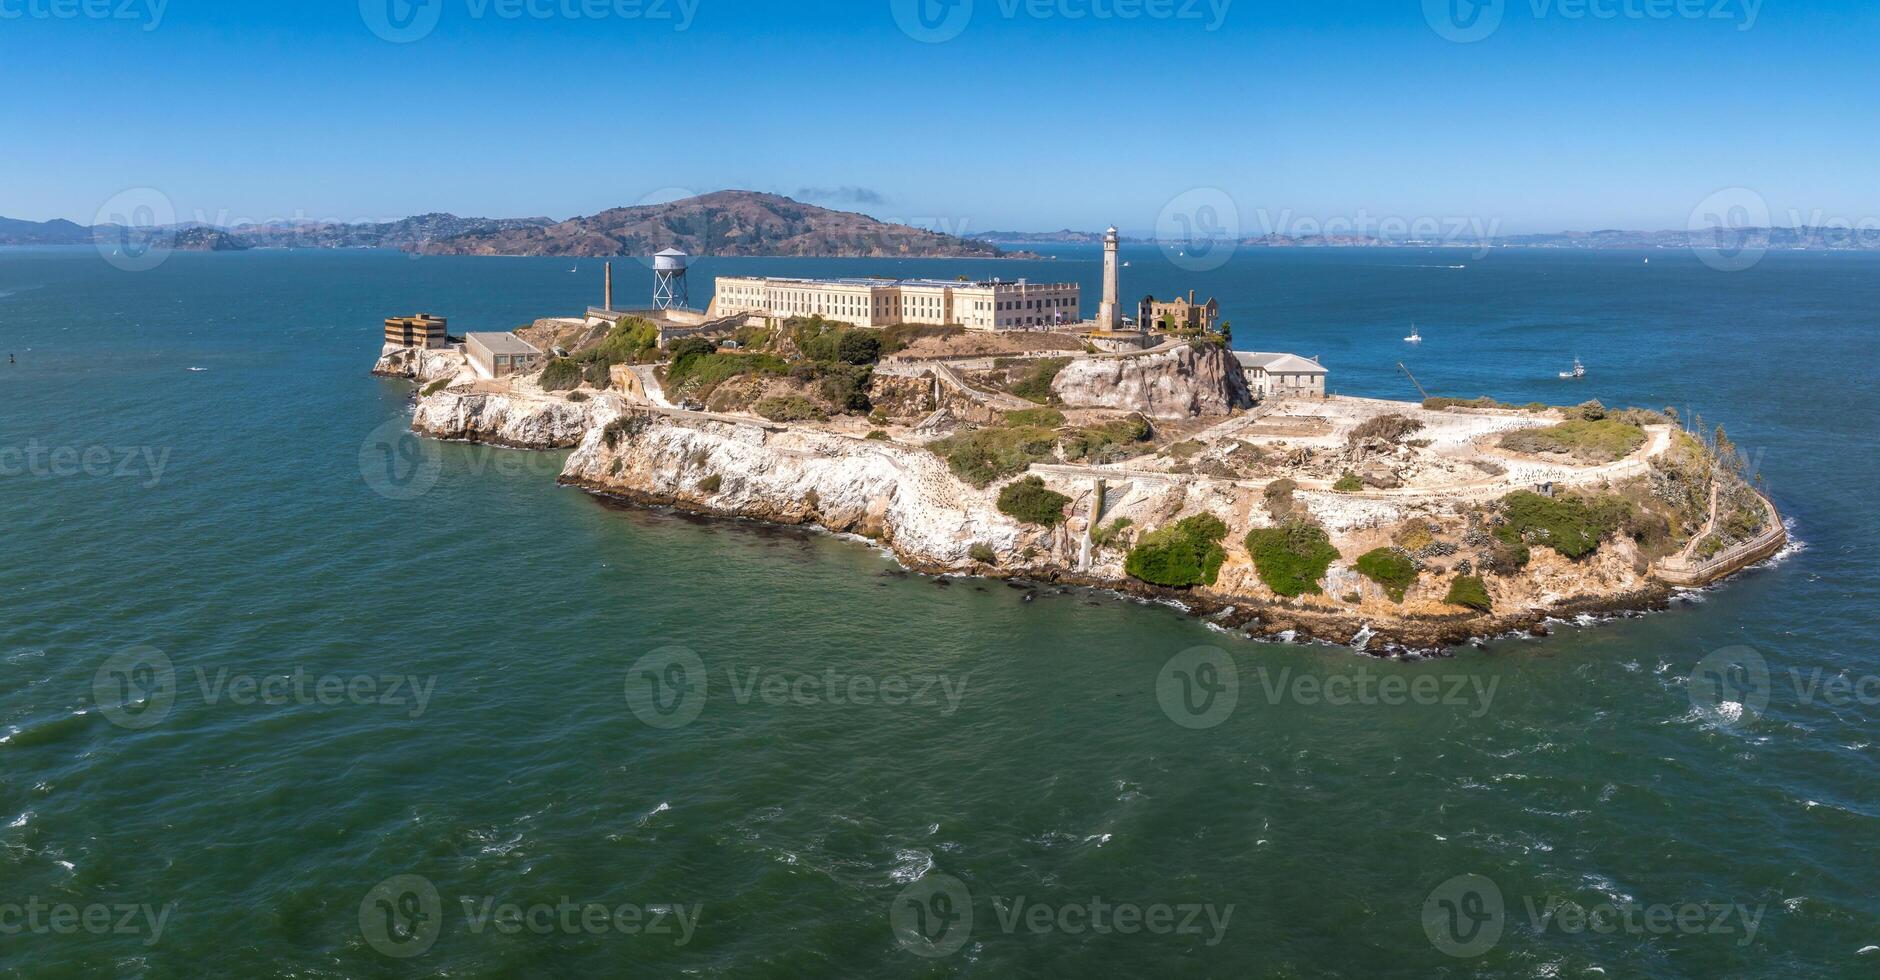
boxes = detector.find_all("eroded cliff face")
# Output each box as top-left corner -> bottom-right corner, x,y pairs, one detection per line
560,410 -> 1074,569
372,344 -> 466,383
1051,343 -> 1253,418
412,389 -> 624,449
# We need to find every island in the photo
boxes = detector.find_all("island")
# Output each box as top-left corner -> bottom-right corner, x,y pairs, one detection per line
372,260 -> 1785,655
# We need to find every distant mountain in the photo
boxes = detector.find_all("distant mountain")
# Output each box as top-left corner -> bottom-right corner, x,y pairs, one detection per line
418,191 -> 1021,258
974,229 -> 1107,245
229,213 -> 554,250
172,227 -> 249,251
0,216 -> 93,245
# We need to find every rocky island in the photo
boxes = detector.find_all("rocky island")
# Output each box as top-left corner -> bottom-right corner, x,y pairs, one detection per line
373,302 -> 1786,655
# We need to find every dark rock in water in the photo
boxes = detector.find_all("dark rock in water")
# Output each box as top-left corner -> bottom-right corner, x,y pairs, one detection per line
974,586 -> 988,593
879,569 -> 910,579
1004,581 -> 1033,591
1529,624 -> 1551,637
933,577 -> 951,587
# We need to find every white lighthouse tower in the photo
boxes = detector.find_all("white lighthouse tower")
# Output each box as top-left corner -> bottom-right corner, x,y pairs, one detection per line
1097,226 -> 1122,330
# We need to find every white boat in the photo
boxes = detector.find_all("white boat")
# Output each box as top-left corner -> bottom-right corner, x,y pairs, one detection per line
569,265 -> 579,273
1559,357 -> 1585,380
1404,324 -> 1422,344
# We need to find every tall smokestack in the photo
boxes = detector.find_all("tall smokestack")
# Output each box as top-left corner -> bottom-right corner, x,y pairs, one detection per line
1189,289 -> 1195,305
604,261 -> 613,311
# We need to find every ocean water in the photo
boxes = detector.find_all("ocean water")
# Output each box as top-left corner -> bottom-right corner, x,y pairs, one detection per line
0,243 -> 1874,976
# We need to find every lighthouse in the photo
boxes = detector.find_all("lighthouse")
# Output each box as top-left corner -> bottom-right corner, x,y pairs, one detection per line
1097,225 -> 1122,330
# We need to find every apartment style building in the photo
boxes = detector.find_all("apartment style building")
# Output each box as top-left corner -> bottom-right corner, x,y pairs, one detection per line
711,276 -> 1081,332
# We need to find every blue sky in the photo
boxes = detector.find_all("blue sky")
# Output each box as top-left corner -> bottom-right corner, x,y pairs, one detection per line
2,0 -> 1875,233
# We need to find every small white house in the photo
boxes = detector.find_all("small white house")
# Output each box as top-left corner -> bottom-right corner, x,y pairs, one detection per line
1237,352 -> 1329,399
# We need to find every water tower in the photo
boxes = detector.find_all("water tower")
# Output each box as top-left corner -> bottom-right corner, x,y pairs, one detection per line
652,249 -> 689,310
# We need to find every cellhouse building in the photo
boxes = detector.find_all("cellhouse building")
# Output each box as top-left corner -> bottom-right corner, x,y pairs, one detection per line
709,276 -> 1082,332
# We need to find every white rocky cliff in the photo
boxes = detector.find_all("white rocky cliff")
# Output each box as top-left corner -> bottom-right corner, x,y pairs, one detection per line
1050,343 -> 1252,418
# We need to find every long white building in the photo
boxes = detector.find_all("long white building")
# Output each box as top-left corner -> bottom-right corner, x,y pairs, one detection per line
710,276 -> 1081,332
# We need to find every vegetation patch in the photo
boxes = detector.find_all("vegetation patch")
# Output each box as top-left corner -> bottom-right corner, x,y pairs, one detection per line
1009,357 -> 1071,404
928,425 -> 1057,487
1091,517 -> 1133,549
1244,521 -> 1341,597
1348,413 -> 1424,446
538,357 -> 584,391
1263,478 -> 1298,522
969,543 -> 997,566
664,341 -> 790,402
1333,472 -> 1364,493
1495,490 -> 1631,561
1125,514 -> 1229,588
754,395 -> 828,423
1354,548 -> 1419,602
420,379 -> 449,397
1499,419 -> 1646,463
1445,575 -> 1493,612
696,474 -> 722,494
1062,414 -> 1153,464
1004,406 -> 1066,428
996,476 -> 1071,527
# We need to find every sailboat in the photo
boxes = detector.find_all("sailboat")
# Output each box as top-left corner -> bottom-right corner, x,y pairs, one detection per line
1404,324 -> 1422,344
569,264 -> 579,273
1559,357 -> 1585,380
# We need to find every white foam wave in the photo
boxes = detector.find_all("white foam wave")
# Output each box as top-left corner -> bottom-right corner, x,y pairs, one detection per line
889,848 -> 933,884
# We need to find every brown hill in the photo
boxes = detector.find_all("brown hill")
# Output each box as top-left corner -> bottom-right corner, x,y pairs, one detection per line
416,190 -> 1022,258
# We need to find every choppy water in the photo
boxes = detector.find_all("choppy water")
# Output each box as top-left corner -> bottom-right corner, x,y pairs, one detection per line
0,244 -> 1873,976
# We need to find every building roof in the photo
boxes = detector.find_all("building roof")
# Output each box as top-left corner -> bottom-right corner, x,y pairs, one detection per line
1238,352 -> 1328,374
466,332 -> 542,356
718,275 -> 1076,291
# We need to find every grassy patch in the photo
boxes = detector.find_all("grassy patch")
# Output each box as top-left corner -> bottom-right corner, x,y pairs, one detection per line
665,350 -> 790,402
696,474 -> 722,494
1062,414 -> 1153,464
969,543 -> 997,565
1333,472 -> 1364,493
1125,514 -> 1229,588
1091,517 -> 1133,548
1499,419 -> 1646,463
1354,548 -> 1419,602
1243,521 -> 1341,597
929,425 -> 1058,487
997,476 -> 1072,527
754,395 -> 828,423
1009,357 -> 1071,404
1445,575 -> 1492,612
420,379 -> 449,397
1348,413 -> 1424,445
1496,490 -> 1630,561
1004,406 -> 1066,428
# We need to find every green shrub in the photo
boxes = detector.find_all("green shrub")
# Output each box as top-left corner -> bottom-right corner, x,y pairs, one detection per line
1499,419 -> 1645,463
969,543 -> 997,565
1091,517 -> 1133,548
697,474 -> 722,494
1062,414 -> 1153,463
1010,357 -> 1071,404
579,316 -> 660,366
1355,548 -> 1419,602
1125,514 -> 1230,588
929,426 -> 1058,487
420,379 -> 449,397
568,391 -> 589,403
665,351 -> 789,399
1165,439 -> 1206,460
865,430 -> 890,441
997,476 -> 1071,527
664,336 -> 718,362
1496,490 -> 1625,560
539,357 -> 583,391
1445,575 -> 1493,612
1004,407 -> 1066,428
1333,472 -> 1364,493
1243,521 -> 1340,597
817,363 -> 875,413
836,331 -> 883,365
